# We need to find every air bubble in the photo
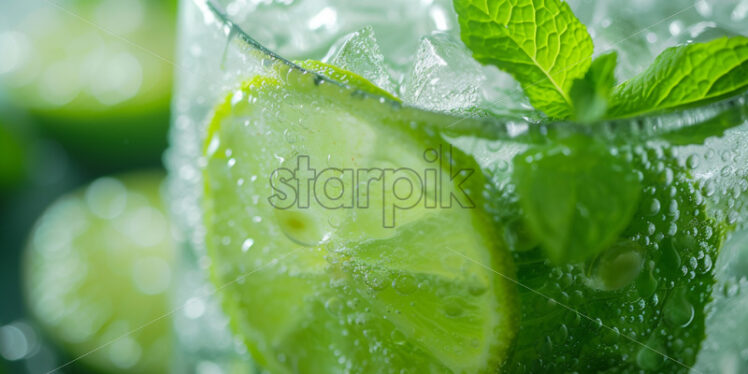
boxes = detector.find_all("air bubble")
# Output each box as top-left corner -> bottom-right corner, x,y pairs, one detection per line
443,299 -> 463,317
645,198 -> 661,216
365,273 -> 389,291
283,128 -> 297,143
667,223 -> 678,236
636,338 -> 666,370
686,155 -> 699,169
392,274 -> 417,295
390,330 -> 407,345
275,210 -> 332,246
324,297 -> 344,317
664,288 -> 694,328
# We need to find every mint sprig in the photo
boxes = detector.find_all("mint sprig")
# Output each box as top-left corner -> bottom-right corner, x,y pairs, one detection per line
455,1 -> 748,122
453,0 -> 594,119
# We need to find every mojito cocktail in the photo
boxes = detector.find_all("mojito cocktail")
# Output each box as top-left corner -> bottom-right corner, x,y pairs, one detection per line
169,0 -> 748,372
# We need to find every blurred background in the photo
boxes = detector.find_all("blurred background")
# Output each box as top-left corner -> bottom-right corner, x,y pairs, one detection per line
1,0 -> 178,372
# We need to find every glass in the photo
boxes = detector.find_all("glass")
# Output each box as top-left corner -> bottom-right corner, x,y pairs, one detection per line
168,0 -> 748,372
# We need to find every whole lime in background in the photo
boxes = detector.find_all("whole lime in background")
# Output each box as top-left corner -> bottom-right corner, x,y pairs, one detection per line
0,121 -> 27,192
24,171 -> 175,373
0,0 -> 176,171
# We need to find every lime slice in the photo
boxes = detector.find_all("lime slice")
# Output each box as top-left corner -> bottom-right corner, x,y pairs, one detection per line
24,171 -> 174,373
202,62 -> 517,373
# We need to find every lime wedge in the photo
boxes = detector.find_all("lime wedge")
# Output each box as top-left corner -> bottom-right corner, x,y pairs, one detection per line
24,171 -> 174,373
202,62 -> 517,373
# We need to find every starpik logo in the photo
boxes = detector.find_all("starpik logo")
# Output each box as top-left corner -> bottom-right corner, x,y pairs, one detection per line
268,145 -> 475,228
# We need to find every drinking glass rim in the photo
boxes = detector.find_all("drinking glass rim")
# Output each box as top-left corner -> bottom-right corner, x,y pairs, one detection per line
196,0 -> 748,144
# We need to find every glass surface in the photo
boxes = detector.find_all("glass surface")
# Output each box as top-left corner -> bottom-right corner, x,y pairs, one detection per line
168,0 -> 748,372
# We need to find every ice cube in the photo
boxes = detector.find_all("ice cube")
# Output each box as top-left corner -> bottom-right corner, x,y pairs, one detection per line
220,0 -> 458,65
692,229 -> 748,374
400,33 -> 484,113
400,32 -> 526,116
323,26 -> 396,94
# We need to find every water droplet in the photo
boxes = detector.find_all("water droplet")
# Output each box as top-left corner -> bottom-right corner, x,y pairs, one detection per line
328,216 -> 341,228
365,273 -> 389,291
588,240 -> 644,291
637,264 -> 658,299
704,181 -> 716,196
443,297 -> 463,317
686,155 -> 699,169
468,282 -> 487,296
636,343 -> 666,371
324,297 -> 344,317
668,200 -> 679,216
390,330 -> 407,345
392,274 -> 417,295
647,222 -> 657,235
664,288 -> 694,327
241,238 -> 254,252
701,254 -> 713,273
667,223 -> 678,236
274,210 -> 332,246
552,324 -> 569,344
283,128 -> 297,143
688,256 -> 698,270
645,198 -> 661,216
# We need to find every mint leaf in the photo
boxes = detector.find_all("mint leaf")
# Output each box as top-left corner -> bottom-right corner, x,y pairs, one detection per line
505,148 -> 724,372
454,0 -> 593,119
569,52 -> 618,123
609,36 -> 748,118
512,137 -> 641,264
